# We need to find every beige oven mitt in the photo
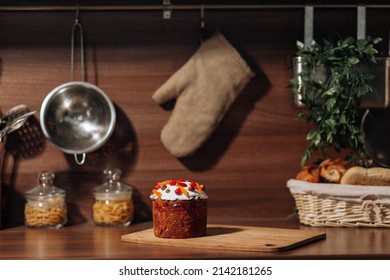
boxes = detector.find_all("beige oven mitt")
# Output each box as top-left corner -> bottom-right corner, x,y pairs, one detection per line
152,31 -> 255,158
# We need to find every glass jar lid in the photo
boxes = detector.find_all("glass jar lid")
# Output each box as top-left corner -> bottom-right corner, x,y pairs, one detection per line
25,171 -> 65,199
93,168 -> 133,200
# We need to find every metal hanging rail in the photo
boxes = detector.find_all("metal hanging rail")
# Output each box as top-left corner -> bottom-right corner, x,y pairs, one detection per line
0,4 -> 390,12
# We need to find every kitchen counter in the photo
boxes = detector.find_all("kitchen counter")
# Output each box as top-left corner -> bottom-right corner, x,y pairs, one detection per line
1,218 -> 389,260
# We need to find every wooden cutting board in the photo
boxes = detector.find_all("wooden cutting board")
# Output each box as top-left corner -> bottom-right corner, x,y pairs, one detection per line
121,224 -> 326,252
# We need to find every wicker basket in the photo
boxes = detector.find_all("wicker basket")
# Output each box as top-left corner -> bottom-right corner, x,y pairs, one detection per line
287,179 -> 390,227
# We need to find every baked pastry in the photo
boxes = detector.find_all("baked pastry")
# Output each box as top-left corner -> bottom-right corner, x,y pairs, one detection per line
296,165 -> 320,183
150,178 -> 208,238
319,158 -> 350,183
340,166 -> 390,186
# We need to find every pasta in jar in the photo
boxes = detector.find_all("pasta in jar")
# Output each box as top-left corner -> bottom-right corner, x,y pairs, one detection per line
92,168 -> 134,227
92,199 -> 134,226
25,198 -> 67,228
24,172 -> 67,229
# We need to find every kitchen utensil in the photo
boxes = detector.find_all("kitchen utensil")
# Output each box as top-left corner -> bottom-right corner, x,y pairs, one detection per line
0,132 -> 5,229
0,105 -> 35,141
1,105 -> 21,139
6,113 -> 44,159
292,56 -> 389,108
362,34 -> 390,166
361,108 -> 390,167
121,224 -> 326,252
40,13 -> 115,165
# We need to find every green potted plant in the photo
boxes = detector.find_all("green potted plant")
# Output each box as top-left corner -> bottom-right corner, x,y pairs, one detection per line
290,36 -> 383,167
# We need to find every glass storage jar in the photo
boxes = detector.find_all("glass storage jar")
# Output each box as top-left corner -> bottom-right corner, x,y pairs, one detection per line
24,171 -> 67,229
92,168 -> 134,226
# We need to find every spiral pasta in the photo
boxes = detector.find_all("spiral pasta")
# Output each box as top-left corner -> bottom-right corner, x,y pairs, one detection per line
92,199 -> 134,226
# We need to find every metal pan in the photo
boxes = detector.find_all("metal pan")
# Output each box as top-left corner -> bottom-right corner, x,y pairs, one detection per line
40,14 -> 116,165
361,108 -> 390,167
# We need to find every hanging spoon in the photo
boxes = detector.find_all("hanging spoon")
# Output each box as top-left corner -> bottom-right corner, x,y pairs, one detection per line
0,105 -> 35,141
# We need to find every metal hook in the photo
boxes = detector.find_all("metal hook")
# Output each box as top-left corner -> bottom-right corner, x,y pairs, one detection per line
163,0 -> 172,19
304,5 -> 314,49
75,5 -> 80,23
200,4 -> 205,23
357,5 -> 366,40
200,5 -> 207,43
70,5 -> 85,82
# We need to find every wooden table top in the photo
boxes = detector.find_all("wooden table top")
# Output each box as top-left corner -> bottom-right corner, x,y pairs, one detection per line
0,218 -> 389,260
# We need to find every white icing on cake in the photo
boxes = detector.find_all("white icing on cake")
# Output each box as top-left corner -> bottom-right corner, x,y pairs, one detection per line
150,179 -> 208,201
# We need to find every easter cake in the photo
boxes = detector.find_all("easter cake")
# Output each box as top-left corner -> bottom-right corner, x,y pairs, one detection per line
150,178 -> 208,239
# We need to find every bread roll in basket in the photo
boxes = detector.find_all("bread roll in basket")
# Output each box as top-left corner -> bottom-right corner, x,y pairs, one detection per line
288,163 -> 390,227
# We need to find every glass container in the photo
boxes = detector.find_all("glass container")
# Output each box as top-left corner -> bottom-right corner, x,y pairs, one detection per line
24,171 -> 67,229
92,168 -> 134,226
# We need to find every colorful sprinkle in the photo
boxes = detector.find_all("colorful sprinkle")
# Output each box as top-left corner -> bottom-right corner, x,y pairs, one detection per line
174,187 -> 182,195
195,184 -> 203,195
152,189 -> 162,199
153,179 -> 205,199
177,185 -> 189,197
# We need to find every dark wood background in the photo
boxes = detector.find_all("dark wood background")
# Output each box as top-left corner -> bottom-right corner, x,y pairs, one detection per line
1,3 -> 389,228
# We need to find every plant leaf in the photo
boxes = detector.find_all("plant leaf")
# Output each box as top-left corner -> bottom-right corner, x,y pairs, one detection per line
291,34 -> 382,166
297,41 -> 305,50
348,57 -> 360,65
306,130 -> 318,140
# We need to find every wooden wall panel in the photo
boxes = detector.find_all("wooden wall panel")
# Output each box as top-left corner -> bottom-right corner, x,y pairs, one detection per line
0,7 -> 389,228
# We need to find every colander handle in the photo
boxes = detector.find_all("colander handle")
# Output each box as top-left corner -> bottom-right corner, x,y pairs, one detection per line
70,6 -> 85,82
74,153 -> 86,165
